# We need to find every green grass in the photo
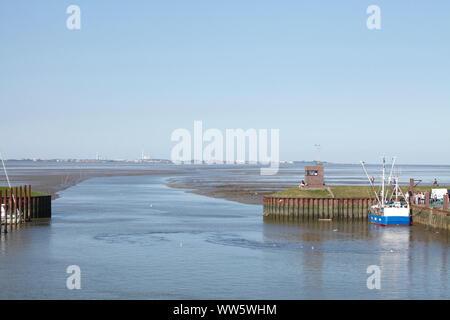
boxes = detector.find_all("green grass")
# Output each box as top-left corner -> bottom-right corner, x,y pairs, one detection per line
270,185 -> 450,199
271,188 -> 333,198
0,186 -> 48,197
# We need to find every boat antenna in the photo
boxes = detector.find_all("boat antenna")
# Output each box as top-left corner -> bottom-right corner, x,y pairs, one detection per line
360,161 -> 381,205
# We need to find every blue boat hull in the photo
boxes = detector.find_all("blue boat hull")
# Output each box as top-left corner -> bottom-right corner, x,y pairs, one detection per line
369,213 -> 411,226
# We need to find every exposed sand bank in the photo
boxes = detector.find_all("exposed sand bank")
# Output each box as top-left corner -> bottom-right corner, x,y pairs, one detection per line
1,165 -> 187,199
0,162 -> 293,204
166,178 -> 293,205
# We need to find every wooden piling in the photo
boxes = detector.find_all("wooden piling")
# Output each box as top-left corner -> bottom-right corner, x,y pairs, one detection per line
360,199 -> 363,218
14,187 -> 18,226
2,190 -> 6,234
19,186 -> 23,224
23,186 -> 27,222
28,185 -> 32,221
8,189 -> 12,229
443,194 -> 449,212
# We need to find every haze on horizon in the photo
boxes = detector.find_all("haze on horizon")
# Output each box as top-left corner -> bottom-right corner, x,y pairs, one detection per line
1,1 -> 449,165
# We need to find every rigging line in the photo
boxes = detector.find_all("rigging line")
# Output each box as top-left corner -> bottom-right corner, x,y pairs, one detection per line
360,161 -> 381,205
0,152 -> 16,205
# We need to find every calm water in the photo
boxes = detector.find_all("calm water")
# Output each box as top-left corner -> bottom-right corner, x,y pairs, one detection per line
0,174 -> 448,299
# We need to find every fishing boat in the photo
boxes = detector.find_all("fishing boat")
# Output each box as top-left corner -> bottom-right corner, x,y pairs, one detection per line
361,157 -> 411,226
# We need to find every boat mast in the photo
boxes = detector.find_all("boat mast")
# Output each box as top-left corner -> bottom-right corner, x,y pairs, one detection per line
387,157 -> 397,202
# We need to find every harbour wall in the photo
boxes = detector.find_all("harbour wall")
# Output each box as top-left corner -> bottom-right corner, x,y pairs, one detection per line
31,195 -> 52,219
263,197 -> 377,220
411,204 -> 450,231
263,196 -> 450,231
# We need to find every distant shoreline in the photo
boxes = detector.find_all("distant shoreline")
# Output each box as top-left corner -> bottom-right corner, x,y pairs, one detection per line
2,162 -> 449,205
0,165 -> 290,205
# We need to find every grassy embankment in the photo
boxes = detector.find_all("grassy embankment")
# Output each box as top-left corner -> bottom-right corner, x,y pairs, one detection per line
269,186 -> 450,199
0,186 -> 48,197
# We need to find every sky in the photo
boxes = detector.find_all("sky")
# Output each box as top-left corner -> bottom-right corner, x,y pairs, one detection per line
0,0 -> 449,164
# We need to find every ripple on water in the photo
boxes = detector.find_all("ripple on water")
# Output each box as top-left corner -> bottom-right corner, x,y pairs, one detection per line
206,233 -> 409,255
94,232 -> 175,245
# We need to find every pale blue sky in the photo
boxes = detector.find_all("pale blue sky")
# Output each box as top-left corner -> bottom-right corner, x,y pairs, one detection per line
1,1 -> 449,163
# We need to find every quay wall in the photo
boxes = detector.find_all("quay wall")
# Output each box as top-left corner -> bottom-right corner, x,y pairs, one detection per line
263,196 -> 450,231
411,205 -> 450,231
263,196 -> 377,220
31,195 -> 52,219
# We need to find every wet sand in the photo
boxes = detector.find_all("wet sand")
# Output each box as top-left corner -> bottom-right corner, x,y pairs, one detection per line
0,162 -> 283,204
167,180 -> 291,205
0,163 -> 187,199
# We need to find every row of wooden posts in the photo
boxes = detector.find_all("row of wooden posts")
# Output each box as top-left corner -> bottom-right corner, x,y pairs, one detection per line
1,185 -> 33,234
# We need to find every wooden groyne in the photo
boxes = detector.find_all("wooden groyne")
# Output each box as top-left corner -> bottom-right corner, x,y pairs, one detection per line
0,185 -> 52,234
263,196 -> 377,220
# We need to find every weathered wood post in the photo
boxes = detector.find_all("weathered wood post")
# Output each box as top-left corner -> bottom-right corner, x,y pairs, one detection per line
2,190 -> 6,234
443,194 -> 449,212
425,192 -> 430,208
23,186 -> 28,222
14,187 -> 18,226
299,198 -> 304,217
326,198 -> 330,219
8,189 -> 13,229
28,185 -> 32,221
314,199 -> 318,219
288,198 -> 293,219
19,186 -> 23,224
332,199 -> 337,218
358,199 -> 362,219
294,198 -> 299,218
349,199 -> 354,220
331,199 -> 336,219
319,199 -> 323,219
410,178 -> 415,196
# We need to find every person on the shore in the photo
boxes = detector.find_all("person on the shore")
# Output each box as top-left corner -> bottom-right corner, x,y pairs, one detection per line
433,178 -> 438,186
299,180 -> 306,189
432,193 -> 438,205
370,176 -> 375,184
